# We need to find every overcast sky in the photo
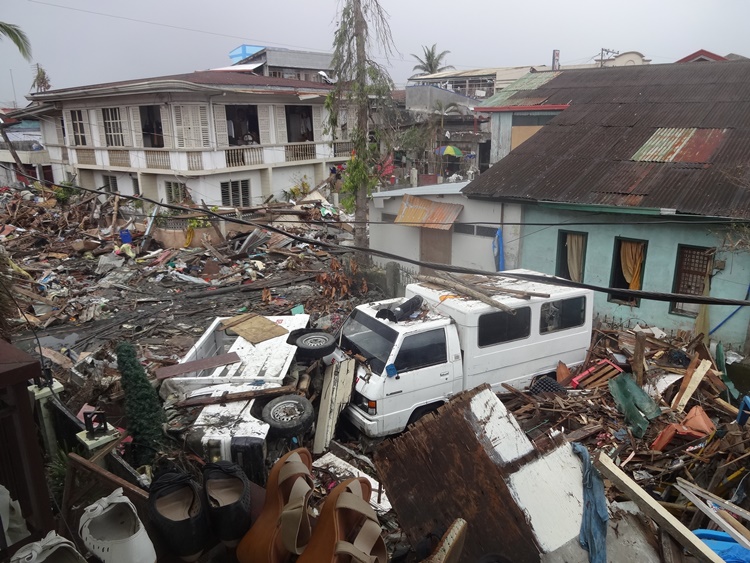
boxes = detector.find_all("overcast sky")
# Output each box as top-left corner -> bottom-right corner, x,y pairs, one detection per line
2,0 -> 750,107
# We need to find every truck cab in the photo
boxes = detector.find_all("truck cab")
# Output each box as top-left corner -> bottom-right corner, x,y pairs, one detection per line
343,270 -> 594,438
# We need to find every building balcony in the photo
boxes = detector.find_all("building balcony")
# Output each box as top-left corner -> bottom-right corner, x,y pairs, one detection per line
69,140 -> 346,172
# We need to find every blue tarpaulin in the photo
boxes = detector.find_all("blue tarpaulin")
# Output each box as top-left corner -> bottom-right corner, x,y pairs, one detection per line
492,228 -> 505,271
572,443 -> 608,563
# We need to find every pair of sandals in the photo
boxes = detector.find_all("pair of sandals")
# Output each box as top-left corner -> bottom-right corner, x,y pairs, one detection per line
236,447 -> 387,563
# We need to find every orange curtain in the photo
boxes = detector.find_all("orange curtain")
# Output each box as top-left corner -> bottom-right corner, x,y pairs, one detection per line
620,241 -> 644,290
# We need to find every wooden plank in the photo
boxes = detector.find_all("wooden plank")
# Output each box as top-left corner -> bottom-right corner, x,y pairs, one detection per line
633,332 -> 647,386
176,384 -> 296,408
564,424 -> 603,442
672,360 -> 711,413
675,484 -> 750,549
313,358 -> 356,454
154,352 -> 241,380
202,239 -> 230,264
374,387 -> 540,563
580,366 -> 618,388
660,529 -> 686,563
595,452 -> 724,563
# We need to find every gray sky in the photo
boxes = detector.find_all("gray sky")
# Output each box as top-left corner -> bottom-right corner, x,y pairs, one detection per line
2,0 -> 749,107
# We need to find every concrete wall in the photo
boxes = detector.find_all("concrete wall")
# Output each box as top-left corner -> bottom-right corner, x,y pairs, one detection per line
519,206 -> 750,351
369,193 -> 522,282
271,165 -> 317,202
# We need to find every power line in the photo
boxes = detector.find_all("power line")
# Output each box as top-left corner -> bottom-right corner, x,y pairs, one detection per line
3,163 -> 750,308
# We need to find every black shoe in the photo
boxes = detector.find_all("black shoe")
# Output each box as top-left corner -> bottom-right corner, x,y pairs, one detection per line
203,461 -> 252,546
148,472 -> 212,562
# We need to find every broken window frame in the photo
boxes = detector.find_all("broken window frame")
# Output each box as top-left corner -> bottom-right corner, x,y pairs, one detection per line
539,296 -> 587,335
165,181 -> 187,204
670,245 -> 714,317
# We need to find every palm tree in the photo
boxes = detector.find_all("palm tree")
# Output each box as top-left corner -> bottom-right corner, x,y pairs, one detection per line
0,21 -> 31,60
411,44 -> 454,76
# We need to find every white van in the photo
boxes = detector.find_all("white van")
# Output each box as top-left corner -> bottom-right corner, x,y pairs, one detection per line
342,270 -> 594,438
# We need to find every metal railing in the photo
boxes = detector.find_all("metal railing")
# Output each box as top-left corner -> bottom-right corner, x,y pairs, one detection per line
284,142 -> 316,162
333,141 -> 354,158
145,150 -> 171,169
76,149 -> 96,165
225,146 -> 264,167
108,150 -> 131,167
187,152 -> 203,171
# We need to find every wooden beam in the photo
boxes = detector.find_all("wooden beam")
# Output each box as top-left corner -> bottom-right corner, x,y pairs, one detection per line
176,384 -> 296,408
154,352 -> 241,380
595,452 -> 723,563
633,332 -> 647,386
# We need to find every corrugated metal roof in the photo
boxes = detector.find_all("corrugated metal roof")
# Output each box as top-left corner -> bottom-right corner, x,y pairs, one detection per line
394,194 -> 463,230
631,128 -> 726,163
462,60 -> 750,218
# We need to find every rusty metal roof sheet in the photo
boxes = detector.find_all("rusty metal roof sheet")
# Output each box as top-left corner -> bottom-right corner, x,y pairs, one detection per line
463,60 -> 750,219
394,194 -> 463,230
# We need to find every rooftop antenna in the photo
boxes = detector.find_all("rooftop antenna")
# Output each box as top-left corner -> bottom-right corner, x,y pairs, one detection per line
599,48 -> 620,68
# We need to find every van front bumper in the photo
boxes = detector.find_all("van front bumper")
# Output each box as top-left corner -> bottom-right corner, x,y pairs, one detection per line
344,405 -> 380,437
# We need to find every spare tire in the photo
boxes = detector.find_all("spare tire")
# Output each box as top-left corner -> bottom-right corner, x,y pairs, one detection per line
295,331 -> 336,358
261,395 -> 315,437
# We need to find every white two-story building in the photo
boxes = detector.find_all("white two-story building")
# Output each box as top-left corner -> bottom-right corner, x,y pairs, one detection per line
18,69 -> 353,207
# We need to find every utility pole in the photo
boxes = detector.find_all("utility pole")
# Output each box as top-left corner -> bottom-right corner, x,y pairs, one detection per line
600,48 -> 620,68
9,69 -> 18,108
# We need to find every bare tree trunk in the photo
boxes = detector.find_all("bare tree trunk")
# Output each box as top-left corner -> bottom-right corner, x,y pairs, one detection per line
353,0 -> 369,262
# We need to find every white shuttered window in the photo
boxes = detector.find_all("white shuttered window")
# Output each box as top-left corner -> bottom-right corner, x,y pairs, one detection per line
174,105 -> 210,149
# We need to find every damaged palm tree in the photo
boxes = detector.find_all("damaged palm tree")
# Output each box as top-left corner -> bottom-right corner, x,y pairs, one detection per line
327,0 -> 397,263
117,342 -> 165,466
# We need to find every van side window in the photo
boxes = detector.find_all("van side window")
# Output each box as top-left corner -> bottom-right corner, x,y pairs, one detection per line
393,329 -> 447,372
478,307 -> 531,347
540,296 -> 586,334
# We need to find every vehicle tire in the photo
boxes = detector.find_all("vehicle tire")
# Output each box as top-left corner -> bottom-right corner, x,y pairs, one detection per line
295,331 -> 336,358
262,395 -> 315,437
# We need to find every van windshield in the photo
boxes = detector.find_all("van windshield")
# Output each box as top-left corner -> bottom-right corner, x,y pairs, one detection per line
340,309 -> 398,375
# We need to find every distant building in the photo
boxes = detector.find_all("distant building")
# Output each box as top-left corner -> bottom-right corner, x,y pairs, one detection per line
233,46 -> 334,83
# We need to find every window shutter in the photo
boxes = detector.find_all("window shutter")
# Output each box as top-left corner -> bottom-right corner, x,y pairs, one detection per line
61,112 -> 72,145
82,110 -> 92,146
220,181 -> 230,205
119,107 -> 132,147
258,105 -> 271,145
241,179 -> 250,206
275,106 -> 288,144
213,104 -> 228,147
96,108 -> 106,146
198,105 -> 210,147
160,105 -> 173,148
129,108 -> 143,148
174,106 -> 186,148
312,106 -> 323,142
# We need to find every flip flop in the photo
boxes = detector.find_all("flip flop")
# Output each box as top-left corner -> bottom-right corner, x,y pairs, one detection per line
236,448 -> 313,563
298,477 -> 387,563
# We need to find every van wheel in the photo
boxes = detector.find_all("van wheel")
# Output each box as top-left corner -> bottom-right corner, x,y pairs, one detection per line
262,395 -> 314,437
295,332 -> 336,358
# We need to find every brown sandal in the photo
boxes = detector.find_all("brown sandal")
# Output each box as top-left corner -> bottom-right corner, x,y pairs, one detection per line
298,477 -> 387,563
236,448 -> 313,563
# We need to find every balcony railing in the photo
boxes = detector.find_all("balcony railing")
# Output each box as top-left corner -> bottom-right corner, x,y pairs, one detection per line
284,142 -> 316,162
187,152 -> 203,171
225,146 -> 264,168
76,149 -> 96,165
333,141 -> 354,158
145,150 -> 171,169
108,150 -> 131,167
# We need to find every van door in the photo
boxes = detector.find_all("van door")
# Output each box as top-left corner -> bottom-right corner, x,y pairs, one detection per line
380,327 -> 453,433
